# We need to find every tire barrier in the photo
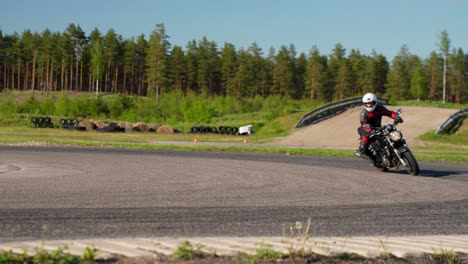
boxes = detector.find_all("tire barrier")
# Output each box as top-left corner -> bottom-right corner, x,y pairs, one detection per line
435,108 -> 468,134
58,118 -> 174,134
31,116 -> 54,128
95,126 -> 125,133
59,118 -> 86,131
190,125 -> 239,135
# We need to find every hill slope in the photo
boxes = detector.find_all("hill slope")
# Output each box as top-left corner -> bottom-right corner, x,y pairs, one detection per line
273,106 -> 459,149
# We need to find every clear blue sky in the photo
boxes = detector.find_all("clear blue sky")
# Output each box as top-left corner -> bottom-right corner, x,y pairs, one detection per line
2,0 -> 467,59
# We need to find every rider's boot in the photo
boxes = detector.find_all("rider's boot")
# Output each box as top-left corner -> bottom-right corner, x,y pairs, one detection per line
355,141 -> 368,158
355,141 -> 378,166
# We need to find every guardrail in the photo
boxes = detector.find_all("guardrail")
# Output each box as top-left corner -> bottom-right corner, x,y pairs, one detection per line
435,108 -> 468,134
295,96 -> 388,128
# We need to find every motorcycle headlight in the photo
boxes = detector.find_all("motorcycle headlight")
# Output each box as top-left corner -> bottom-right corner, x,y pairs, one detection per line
389,131 -> 402,141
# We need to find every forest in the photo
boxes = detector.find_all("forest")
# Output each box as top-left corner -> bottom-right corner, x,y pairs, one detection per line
0,23 -> 466,104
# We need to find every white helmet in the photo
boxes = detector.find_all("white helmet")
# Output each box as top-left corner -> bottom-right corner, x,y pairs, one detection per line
362,93 -> 377,112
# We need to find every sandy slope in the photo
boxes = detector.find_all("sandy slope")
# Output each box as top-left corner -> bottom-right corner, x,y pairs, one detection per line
273,106 -> 459,149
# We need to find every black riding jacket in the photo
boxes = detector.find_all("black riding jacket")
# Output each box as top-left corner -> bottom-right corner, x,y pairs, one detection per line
360,104 -> 397,131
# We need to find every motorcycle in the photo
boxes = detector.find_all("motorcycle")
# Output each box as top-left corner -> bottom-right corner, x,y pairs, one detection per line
356,108 -> 420,175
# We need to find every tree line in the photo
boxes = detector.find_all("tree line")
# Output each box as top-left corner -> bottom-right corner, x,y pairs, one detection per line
0,24 -> 466,104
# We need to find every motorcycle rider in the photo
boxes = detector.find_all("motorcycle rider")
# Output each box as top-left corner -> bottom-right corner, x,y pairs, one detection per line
355,93 -> 403,164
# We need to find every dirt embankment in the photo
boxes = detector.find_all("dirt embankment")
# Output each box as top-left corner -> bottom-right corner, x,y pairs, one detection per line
273,106 -> 459,149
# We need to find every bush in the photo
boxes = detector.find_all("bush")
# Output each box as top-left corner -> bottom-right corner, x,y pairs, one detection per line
159,91 -> 185,121
69,97 -> 89,117
20,95 -> 41,114
55,93 -> 70,116
172,241 -> 204,260
39,98 -> 55,115
183,100 -> 217,123
262,95 -> 287,120
120,108 -> 138,122
136,98 -> 157,122
109,93 -> 134,118
0,100 -> 18,114
88,94 -> 109,118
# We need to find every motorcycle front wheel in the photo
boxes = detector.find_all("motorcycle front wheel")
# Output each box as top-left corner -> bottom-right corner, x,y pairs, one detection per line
402,151 -> 420,176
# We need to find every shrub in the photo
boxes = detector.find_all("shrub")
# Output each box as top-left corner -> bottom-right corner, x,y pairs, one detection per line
262,95 -> 287,120
55,93 -> 70,116
88,94 -> 109,118
109,93 -> 134,119
20,95 -> 41,114
39,98 -> 55,115
120,108 -> 138,122
82,246 -> 99,261
0,100 -> 18,114
69,97 -> 89,117
172,241 -> 204,260
159,91 -> 185,121
183,100 -> 217,123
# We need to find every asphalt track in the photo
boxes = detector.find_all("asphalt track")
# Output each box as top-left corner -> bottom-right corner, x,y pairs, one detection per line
0,145 -> 467,257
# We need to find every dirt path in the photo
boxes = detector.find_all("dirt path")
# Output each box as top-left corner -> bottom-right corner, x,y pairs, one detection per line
273,106 -> 459,149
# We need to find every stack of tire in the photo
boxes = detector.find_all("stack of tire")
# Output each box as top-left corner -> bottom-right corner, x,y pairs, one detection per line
190,125 -> 238,135
31,116 -> 54,128
95,122 -> 125,133
60,118 -> 86,131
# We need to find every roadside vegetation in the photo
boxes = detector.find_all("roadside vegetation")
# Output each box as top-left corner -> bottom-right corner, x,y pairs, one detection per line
0,90 -> 466,163
2,219 -> 464,263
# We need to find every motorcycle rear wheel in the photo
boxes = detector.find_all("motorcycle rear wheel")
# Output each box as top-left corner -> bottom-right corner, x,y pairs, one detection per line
402,151 -> 420,176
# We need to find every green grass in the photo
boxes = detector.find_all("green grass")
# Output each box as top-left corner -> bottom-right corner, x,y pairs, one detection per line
0,245 -> 98,264
431,246 -> 457,264
0,91 -> 466,163
392,99 -> 468,109
411,122 -> 467,163
419,130 -> 468,146
172,241 -> 204,260
0,123 -> 466,163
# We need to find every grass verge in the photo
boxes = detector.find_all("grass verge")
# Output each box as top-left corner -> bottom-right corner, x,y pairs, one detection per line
0,126 -> 466,163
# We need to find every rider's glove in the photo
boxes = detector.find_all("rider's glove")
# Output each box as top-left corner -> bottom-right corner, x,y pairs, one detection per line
394,116 -> 404,124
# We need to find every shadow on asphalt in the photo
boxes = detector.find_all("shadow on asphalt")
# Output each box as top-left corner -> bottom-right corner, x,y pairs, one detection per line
388,168 -> 467,179
418,169 -> 467,178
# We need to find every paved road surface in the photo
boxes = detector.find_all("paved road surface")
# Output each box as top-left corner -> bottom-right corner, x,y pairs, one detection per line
0,146 -> 467,257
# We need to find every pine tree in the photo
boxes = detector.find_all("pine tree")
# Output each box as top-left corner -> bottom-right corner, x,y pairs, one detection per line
272,45 -> 294,97
426,51 -> 441,100
328,43 -> 346,96
185,40 -> 198,95
103,28 -> 122,93
235,48 -> 254,98
410,65 -> 427,101
145,24 -> 170,106
335,59 -> 351,100
59,29 -> 73,90
66,24 -> 87,92
169,45 -> 186,94
91,34 -> 104,96
20,30 -> 34,90
247,43 -> 267,96
348,49 -> 366,96
305,47 -> 327,100
196,37 -> 220,95
123,37 -> 137,94
363,50 -> 389,97
386,45 -> 411,101
448,48 -> 466,103
295,53 -> 307,99
221,42 -> 238,96
135,34 -> 147,96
